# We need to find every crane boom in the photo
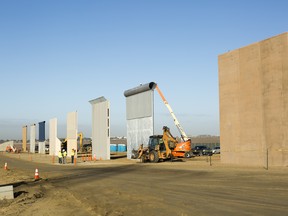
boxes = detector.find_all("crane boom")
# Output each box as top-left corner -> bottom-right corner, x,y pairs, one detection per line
155,85 -> 189,142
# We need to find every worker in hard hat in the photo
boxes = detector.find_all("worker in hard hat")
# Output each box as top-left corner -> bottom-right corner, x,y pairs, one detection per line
71,148 -> 75,164
63,149 -> 67,164
58,150 -> 63,164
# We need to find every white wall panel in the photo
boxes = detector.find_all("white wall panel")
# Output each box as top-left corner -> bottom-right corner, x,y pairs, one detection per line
90,97 -> 110,160
67,112 -> 78,157
67,112 -> 78,139
30,124 -> 36,153
38,141 -> 45,154
49,118 -> 61,156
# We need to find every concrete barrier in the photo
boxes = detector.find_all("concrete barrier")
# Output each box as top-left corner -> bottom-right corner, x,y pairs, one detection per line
0,185 -> 14,200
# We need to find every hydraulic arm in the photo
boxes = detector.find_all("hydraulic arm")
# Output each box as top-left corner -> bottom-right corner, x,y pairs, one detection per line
155,85 -> 189,142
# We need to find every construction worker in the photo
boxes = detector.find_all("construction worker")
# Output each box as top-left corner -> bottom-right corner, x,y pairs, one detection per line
58,150 -> 63,164
71,148 -> 75,164
63,149 -> 67,164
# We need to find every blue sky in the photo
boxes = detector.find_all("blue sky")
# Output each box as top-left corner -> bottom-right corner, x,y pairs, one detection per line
0,0 -> 287,140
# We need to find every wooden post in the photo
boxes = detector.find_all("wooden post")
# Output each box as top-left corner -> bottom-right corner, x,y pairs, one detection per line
209,155 -> 212,166
266,149 -> 269,170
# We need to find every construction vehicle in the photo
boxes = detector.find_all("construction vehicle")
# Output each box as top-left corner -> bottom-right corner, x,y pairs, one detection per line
155,85 -> 190,143
132,84 -> 193,162
155,85 -> 192,157
131,83 -> 192,162
61,132 -> 91,153
5,145 -> 20,153
134,126 -> 192,162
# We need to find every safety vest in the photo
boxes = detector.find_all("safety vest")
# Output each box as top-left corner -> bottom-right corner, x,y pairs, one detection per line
58,151 -> 63,158
71,150 -> 75,156
63,151 -> 67,157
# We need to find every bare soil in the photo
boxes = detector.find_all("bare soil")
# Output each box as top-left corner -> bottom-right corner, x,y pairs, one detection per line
1,152 -> 287,216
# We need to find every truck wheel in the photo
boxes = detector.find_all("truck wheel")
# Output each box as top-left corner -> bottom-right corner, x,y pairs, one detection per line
149,150 -> 159,163
184,151 -> 191,158
170,153 -> 174,162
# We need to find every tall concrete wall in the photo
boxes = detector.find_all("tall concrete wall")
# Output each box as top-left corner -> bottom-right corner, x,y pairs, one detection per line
38,142 -> 45,154
218,32 -> 288,166
67,111 -> 78,157
30,124 -> 36,153
90,97 -> 110,160
22,126 -> 27,152
49,118 -> 61,156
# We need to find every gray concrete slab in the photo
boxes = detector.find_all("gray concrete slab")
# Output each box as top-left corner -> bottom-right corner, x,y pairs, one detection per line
0,185 -> 14,200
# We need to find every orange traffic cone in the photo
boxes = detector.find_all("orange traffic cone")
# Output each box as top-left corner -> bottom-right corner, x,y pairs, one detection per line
4,162 -> 8,170
34,168 -> 40,180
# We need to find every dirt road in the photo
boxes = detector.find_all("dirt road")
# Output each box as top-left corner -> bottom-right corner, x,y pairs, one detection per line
1,153 -> 288,216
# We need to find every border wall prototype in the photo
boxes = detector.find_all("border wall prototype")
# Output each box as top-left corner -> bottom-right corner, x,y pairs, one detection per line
124,82 -> 157,159
218,32 -> 288,166
90,97 -> 110,160
22,126 -> 27,152
67,112 -> 78,157
30,124 -> 36,153
49,118 -> 61,156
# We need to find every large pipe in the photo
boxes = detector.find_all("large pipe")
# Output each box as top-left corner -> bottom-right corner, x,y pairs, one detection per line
124,82 -> 157,97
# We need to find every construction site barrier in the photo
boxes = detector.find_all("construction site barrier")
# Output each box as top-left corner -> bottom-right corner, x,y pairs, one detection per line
77,153 -> 93,162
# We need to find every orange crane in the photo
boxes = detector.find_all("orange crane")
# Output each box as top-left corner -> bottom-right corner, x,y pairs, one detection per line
155,85 -> 189,142
155,85 -> 192,158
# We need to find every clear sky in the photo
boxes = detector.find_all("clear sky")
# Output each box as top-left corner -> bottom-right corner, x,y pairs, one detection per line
0,0 -> 287,140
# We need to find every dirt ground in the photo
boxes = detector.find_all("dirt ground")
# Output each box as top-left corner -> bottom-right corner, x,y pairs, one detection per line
0,152 -> 288,216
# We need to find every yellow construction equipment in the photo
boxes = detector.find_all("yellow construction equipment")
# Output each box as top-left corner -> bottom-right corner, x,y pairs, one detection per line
134,126 -> 192,163
61,132 -> 87,152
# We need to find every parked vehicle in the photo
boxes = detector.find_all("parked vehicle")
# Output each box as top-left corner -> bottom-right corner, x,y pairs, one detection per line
192,145 -> 212,156
212,146 -> 220,154
45,144 -> 49,154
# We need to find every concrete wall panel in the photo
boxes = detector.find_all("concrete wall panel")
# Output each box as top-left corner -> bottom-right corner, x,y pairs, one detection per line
90,97 -> 110,160
22,126 -> 27,152
67,112 -> 78,140
67,139 -> 77,158
38,141 -> 45,154
30,124 -> 36,153
219,32 -> 288,166
0,185 -> 14,200
67,112 -> 78,157
49,118 -> 61,156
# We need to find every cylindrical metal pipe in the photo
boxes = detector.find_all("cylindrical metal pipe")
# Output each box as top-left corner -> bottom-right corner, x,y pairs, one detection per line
124,82 -> 157,97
